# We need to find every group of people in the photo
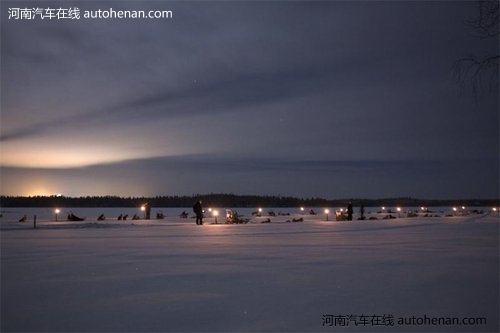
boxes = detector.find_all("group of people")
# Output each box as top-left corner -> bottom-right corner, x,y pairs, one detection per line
191,201 -> 358,225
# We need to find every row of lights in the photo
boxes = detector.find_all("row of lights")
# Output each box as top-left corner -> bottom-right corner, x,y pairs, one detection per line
52,205 -> 499,221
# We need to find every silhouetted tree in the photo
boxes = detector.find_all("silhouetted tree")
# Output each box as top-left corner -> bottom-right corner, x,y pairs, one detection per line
454,1 -> 499,98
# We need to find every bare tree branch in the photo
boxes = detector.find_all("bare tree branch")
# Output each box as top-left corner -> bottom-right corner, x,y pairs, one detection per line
454,55 -> 500,96
455,1 -> 499,98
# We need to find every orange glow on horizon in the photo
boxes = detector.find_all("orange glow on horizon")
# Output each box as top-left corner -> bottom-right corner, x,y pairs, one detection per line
24,188 -> 55,197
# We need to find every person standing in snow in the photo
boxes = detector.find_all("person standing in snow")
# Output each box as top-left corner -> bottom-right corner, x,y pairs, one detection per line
347,202 -> 353,221
193,200 -> 203,225
144,203 -> 151,220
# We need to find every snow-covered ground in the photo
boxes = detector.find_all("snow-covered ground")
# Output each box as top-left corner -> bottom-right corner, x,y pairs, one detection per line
1,208 -> 498,332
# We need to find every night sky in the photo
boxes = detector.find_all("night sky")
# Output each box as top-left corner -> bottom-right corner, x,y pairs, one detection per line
1,1 -> 498,199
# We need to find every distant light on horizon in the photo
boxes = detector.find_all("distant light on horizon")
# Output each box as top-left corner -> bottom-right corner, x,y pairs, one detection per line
23,187 -> 56,197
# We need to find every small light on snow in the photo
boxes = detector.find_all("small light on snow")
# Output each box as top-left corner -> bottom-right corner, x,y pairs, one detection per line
140,205 -> 146,211
493,207 -> 497,212
453,207 -> 457,211
324,209 -> 330,214
258,208 -> 262,213
55,208 -> 60,214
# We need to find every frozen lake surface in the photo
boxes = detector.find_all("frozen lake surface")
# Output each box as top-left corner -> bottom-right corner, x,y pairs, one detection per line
1,208 -> 498,332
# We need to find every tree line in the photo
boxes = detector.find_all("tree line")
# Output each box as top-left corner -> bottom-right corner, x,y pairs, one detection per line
1,194 -> 497,208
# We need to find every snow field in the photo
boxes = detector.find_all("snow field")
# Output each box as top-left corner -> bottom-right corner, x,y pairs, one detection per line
1,212 -> 499,332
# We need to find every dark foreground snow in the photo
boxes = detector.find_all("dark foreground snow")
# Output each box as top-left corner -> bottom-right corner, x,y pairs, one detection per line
1,213 -> 499,332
